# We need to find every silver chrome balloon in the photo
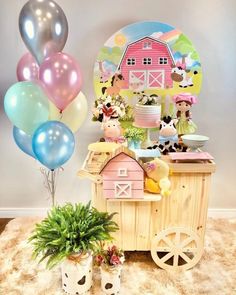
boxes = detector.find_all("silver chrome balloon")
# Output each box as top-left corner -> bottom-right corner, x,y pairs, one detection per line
19,0 -> 68,65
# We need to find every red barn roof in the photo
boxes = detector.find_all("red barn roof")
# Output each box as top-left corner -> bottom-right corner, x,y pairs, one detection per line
117,36 -> 175,70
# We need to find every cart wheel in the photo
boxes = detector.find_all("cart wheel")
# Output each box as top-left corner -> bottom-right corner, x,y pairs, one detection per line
151,227 -> 203,270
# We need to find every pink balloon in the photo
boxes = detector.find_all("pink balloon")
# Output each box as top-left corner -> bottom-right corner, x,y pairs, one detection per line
39,52 -> 82,111
16,52 -> 39,81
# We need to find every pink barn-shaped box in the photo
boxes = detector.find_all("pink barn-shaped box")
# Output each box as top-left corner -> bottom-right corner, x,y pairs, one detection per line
118,36 -> 175,89
100,150 -> 145,199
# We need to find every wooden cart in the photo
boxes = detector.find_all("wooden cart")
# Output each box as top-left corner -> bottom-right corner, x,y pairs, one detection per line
78,144 -> 216,270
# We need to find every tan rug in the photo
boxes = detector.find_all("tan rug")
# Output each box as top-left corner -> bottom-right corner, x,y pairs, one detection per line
0,217 -> 235,295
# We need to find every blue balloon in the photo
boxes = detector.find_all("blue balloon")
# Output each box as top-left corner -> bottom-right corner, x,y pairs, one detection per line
32,121 -> 75,170
13,126 -> 35,158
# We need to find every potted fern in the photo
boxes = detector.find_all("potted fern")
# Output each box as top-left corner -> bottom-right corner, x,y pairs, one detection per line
124,127 -> 145,149
29,202 -> 118,295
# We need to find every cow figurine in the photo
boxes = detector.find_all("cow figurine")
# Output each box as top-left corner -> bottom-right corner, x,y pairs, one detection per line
171,61 -> 198,88
148,116 -> 182,154
101,118 -> 125,144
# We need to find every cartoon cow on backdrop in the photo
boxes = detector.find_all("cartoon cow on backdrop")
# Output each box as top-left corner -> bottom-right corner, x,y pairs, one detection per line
171,56 -> 198,88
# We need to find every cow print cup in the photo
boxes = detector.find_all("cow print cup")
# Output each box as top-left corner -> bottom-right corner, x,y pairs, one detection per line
61,253 -> 93,294
101,266 -> 122,295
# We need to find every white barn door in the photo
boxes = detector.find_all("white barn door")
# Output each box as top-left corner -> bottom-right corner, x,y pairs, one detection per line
129,70 -> 146,90
114,181 -> 132,198
147,70 -> 164,88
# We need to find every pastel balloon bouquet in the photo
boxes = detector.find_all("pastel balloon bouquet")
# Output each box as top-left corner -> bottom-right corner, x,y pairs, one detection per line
4,0 -> 88,205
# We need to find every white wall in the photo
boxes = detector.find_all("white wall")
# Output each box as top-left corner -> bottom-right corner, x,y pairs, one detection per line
0,0 -> 235,211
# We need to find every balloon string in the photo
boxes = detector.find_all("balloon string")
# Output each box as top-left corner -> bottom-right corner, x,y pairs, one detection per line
39,167 -> 63,206
51,170 -> 55,206
54,167 -> 64,190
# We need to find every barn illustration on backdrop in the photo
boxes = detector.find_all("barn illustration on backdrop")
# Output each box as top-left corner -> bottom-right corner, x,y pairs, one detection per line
93,22 -> 202,123
117,36 -> 175,91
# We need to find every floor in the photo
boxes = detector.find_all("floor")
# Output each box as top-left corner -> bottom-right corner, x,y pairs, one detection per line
0,217 -> 236,294
0,218 -> 12,234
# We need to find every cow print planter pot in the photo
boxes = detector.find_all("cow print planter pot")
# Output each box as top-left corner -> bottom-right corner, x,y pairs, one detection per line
101,266 -> 122,295
61,252 -> 93,295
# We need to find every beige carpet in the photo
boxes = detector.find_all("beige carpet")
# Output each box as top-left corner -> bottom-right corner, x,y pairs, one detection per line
0,218 -> 235,295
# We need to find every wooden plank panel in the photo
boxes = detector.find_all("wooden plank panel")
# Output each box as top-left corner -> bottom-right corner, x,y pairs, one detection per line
150,201 -> 161,242
136,202 -> 151,250
106,201 -> 122,248
92,183 -> 107,212
107,194 -> 161,202
197,174 -> 211,243
104,160 -> 142,171
103,181 -> 143,190
168,175 -> 180,227
103,189 -> 143,199
102,171 -> 143,180
192,174 -> 203,231
165,173 -> 207,248
162,155 -> 216,174
121,202 -> 136,250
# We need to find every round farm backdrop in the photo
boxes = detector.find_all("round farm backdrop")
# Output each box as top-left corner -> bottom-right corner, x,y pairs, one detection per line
93,21 -> 202,123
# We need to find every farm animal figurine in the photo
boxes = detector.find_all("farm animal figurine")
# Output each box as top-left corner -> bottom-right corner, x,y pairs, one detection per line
147,116 -> 187,154
102,73 -> 126,96
101,118 -> 125,144
172,93 -> 197,135
157,116 -> 179,154
98,60 -> 112,83
171,59 -> 198,88
147,116 -> 178,154
144,158 -> 171,197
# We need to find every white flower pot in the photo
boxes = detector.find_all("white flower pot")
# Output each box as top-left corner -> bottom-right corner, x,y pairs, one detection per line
61,252 -> 93,295
101,266 -> 122,295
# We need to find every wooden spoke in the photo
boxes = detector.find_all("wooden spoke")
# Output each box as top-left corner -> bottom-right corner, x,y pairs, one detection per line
175,230 -> 181,245
160,252 -> 174,263
162,236 -> 174,248
180,236 -> 195,248
183,247 -> 198,253
173,254 -> 179,267
155,247 -> 171,252
151,227 -> 203,270
179,252 -> 192,264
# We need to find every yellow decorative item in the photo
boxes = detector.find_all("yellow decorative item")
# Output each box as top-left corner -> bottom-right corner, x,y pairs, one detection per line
144,158 -> 171,196
145,178 -> 160,194
159,178 -> 171,197
88,142 -> 120,153
49,92 -> 88,133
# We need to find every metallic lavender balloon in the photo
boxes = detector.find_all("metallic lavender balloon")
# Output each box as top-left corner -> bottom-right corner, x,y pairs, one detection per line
39,52 -> 82,111
32,121 -> 75,170
19,0 -> 68,65
16,52 -> 39,81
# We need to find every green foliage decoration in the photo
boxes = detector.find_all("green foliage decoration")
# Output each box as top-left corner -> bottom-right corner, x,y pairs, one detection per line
29,202 -> 118,269
97,46 -> 123,65
124,127 -> 145,141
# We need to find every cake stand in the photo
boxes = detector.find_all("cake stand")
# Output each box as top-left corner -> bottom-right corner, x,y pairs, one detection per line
133,123 -> 155,149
